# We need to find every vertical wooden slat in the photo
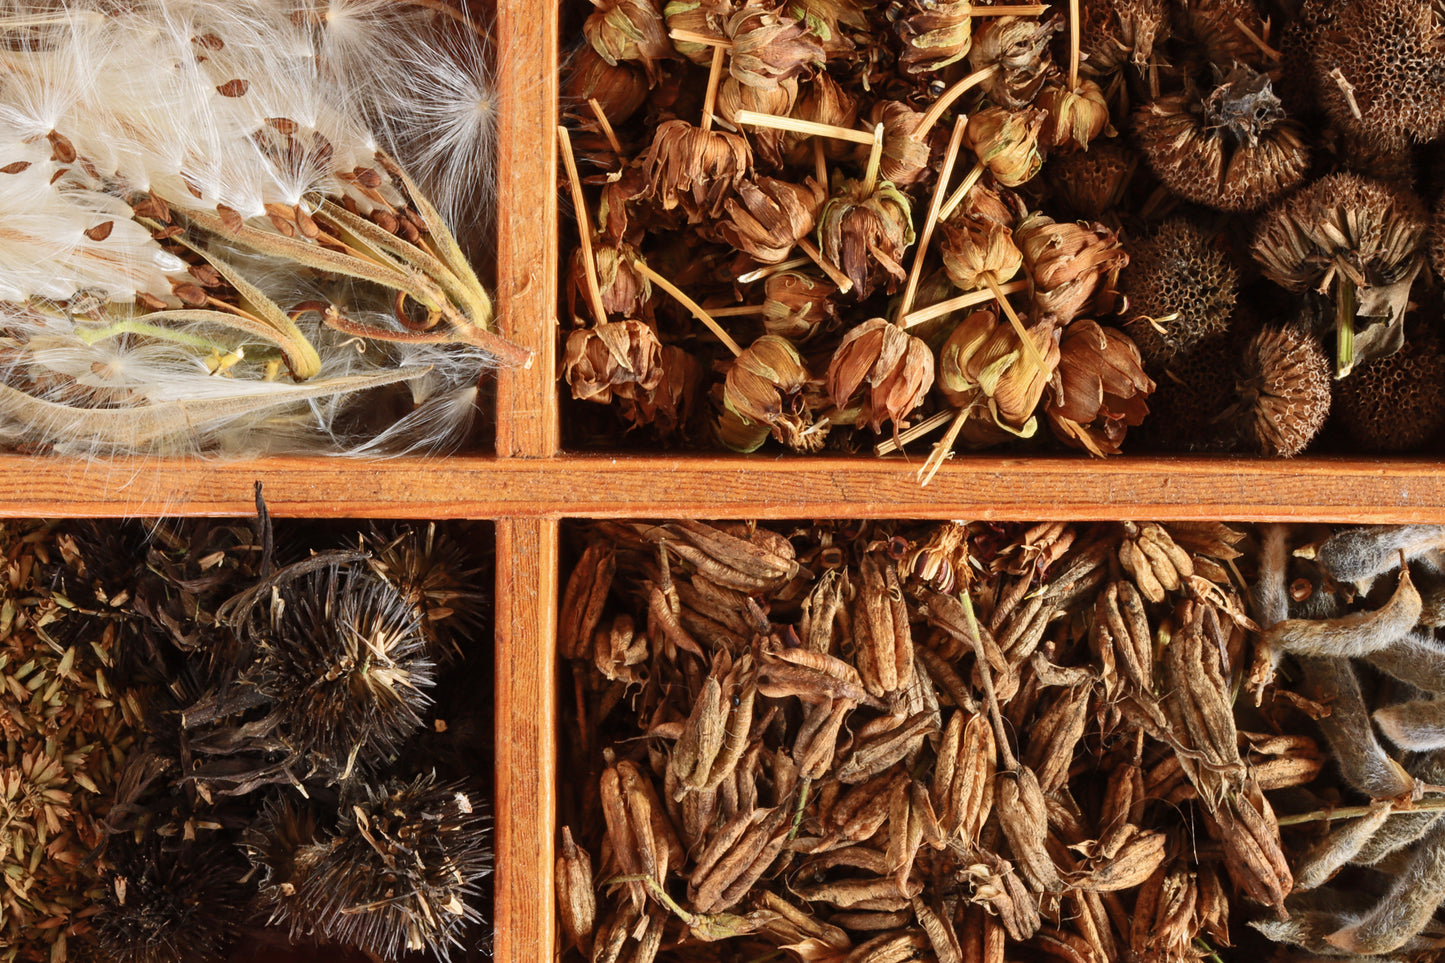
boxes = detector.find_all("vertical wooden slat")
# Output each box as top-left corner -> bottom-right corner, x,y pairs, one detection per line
493,517 -> 559,962
493,0 -> 561,458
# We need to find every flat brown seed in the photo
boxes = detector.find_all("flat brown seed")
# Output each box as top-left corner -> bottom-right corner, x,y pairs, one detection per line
216,78 -> 250,97
0,161 -> 31,175
83,221 -> 113,242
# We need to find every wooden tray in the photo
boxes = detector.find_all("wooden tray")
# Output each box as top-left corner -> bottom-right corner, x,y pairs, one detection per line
2,1 -> 1444,959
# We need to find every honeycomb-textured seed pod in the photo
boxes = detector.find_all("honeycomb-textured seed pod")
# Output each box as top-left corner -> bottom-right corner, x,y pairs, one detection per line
1431,195 -> 1445,283
1276,0 -> 1341,118
1046,139 -> 1139,220
1184,0 -> 1272,71
1133,66 -> 1310,212
1138,335 -> 1240,452
1337,330 -> 1445,452
1121,219 -> 1238,369
1236,326 -> 1332,457
1313,0 -> 1445,149
1079,0 -> 1169,77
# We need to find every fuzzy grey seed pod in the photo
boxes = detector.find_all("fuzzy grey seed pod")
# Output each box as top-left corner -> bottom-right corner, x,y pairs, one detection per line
1261,566 -> 1420,658
1317,525 -> 1445,583
1364,628 -> 1445,693
1328,819 -> 1445,955
1298,657 -> 1415,799
1375,698 -> 1445,751
1293,806 -> 1395,891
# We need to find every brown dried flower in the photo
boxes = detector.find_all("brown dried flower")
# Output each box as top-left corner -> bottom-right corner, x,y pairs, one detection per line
783,73 -> 860,165
726,5 -> 824,90
1121,219 -> 1238,370
871,101 -> 933,188
1016,213 -> 1128,325
762,271 -> 837,340
643,120 -> 752,222
1046,320 -> 1154,456
717,175 -> 825,264
563,44 -> 650,127
893,0 -> 973,74
938,307 -> 1059,436
562,319 -> 665,404
572,241 -> 651,319
664,0 -> 735,64
965,107 -> 1046,188
716,76 -> 798,167
1235,326 -> 1331,457
1036,80 -> 1113,153
723,335 -> 828,451
826,317 -> 934,433
1079,0 -> 1168,76
1185,0 -> 1273,71
968,15 -> 1062,109
1133,66 -> 1310,212
1045,140 -> 1138,220
817,179 -> 915,299
938,216 -> 1022,292
620,344 -> 701,434
585,0 -> 674,80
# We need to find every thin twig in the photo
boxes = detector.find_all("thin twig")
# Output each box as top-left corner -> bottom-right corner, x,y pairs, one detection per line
634,261 -> 744,356
985,273 -> 1050,377
900,278 -> 1028,329
1277,796 -> 1445,828
916,64 -> 999,138
587,98 -> 624,156
860,122 -> 886,196
897,114 -> 969,324
735,110 -> 877,144
875,408 -> 954,456
701,44 -> 727,131
556,126 -> 608,327
797,237 -> 854,293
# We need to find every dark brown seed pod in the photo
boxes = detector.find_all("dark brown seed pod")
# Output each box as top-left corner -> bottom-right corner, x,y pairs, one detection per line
364,522 -> 488,663
250,774 -> 492,961
1120,219 -> 1238,369
1183,0 -> 1272,71
1313,0 -> 1445,150
1078,0 -> 1168,78
1132,65 -> 1310,212
1141,336 -> 1240,452
1234,326 -> 1331,457
1336,327 -> 1445,452
1045,139 -> 1139,220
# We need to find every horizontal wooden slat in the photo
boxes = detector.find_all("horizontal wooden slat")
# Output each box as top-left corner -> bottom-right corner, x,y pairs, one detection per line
1,453 -> 1443,522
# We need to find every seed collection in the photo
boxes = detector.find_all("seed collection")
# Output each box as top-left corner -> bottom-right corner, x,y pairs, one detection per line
557,519 -> 1445,963
559,0 -> 1445,465
0,516 -> 494,963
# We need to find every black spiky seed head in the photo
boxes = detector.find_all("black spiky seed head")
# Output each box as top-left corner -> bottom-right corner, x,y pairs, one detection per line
1313,0 -> 1445,150
249,774 -> 491,961
1337,328 -> 1445,452
363,522 -> 487,664
1236,326 -> 1332,456
93,836 -> 247,963
252,562 -> 435,771
1121,219 -> 1238,369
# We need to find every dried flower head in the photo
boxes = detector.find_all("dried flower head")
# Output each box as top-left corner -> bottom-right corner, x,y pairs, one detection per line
726,5 -> 824,90
968,15 -> 1061,109
716,176 -> 825,263
817,179 -> 916,299
723,335 -> 828,451
643,120 -> 753,222
1133,66 -> 1310,212
965,107 -> 1046,188
893,0 -> 974,73
1047,320 -> 1154,455
1121,219 -> 1238,369
1036,80 -> 1113,152
717,76 -> 798,166
1235,326 -> 1332,456
1185,0 -> 1273,70
938,216 -> 1023,292
1045,139 -> 1138,220
938,307 -> 1059,436
871,101 -> 933,187
563,43 -> 650,126
826,317 -> 934,433
1313,0 -> 1445,149
1079,0 -> 1168,76
664,0 -> 735,63
1016,213 -> 1128,324
762,270 -> 837,340
619,343 -> 701,435
563,320 -> 666,405
364,523 -> 487,664
783,73 -> 860,165
585,0 -> 674,79
1337,327 -> 1445,452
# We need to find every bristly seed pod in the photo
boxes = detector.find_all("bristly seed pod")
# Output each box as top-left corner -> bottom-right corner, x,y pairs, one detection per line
1120,219 -> 1238,371
1233,326 -> 1331,457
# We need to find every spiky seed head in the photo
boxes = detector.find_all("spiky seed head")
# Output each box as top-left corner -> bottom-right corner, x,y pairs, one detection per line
1236,326 -> 1332,457
1337,328 -> 1445,452
1121,219 -> 1238,369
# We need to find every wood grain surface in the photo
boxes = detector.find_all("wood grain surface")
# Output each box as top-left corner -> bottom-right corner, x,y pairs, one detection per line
493,516 -> 559,963
5,453 -> 1445,523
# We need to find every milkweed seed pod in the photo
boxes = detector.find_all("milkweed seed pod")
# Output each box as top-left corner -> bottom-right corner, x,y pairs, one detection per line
763,271 -> 838,340
716,175 -> 825,263
1183,0 -> 1272,71
968,15 -> 1062,109
818,179 -> 916,299
725,5 -> 825,90
1078,0 -> 1168,78
643,120 -> 753,222
938,306 -> 1060,437
965,107 -> 1047,188
1121,219 -> 1238,369
664,0 -> 735,64
870,101 -> 933,187
1046,320 -> 1154,456
1016,213 -> 1128,324
250,775 -> 492,961
94,836 -> 248,963
1313,0 -> 1445,151
1036,80 -> 1112,153
893,0 -> 974,74
826,317 -> 935,433
938,216 -> 1023,292
1336,328 -> 1445,452
1234,326 -> 1331,456
1252,173 -> 1427,376
563,320 -> 666,404
1045,139 -> 1139,220
586,0 -> 674,81
240,561 -> 436,772
1133,65 -> 1310,212
563,44 -> 651,127
723,335 -> 829,451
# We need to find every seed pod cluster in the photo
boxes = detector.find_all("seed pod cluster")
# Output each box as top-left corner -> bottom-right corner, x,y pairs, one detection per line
558,517 -> 1320,963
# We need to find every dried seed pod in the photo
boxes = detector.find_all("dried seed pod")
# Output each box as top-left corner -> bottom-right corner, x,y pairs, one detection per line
1261,565 -> 1420,657
716,176 -> 824,264
1374,698 -> 1445,751
725,5 -> 824,90
893,0 -> 973,73
562,44 -> 650,127
964,107 -> 1046,188
995,766 -> 1063,893
1078,0 -> 1168,77
1316,524 -> 1445,582
1297,656 -> 1416,800
818,180 -> 916,299
968,15 -> 1061,109
1364,627 -> 1445,691
1211,781 -> 1292,915
1120,219 -> 1237,370
1015,214 -> 1128,325
825,317 -> 934,434
1233,325 -> 1331,457
937,307 -> 1059,438
585,0 -> 674,79
1327,819 -> 1445,955
643,120 -> 752,222
1336,327 -> 1445,452
1045,139 -> 1138,220
762,271 -> 837,340
1293,806 -> 1395,891
562,320 -> 666,405
1313,0 -> 1445,149
1046,320 -> 1154,456
1133,66 -> 1310,212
